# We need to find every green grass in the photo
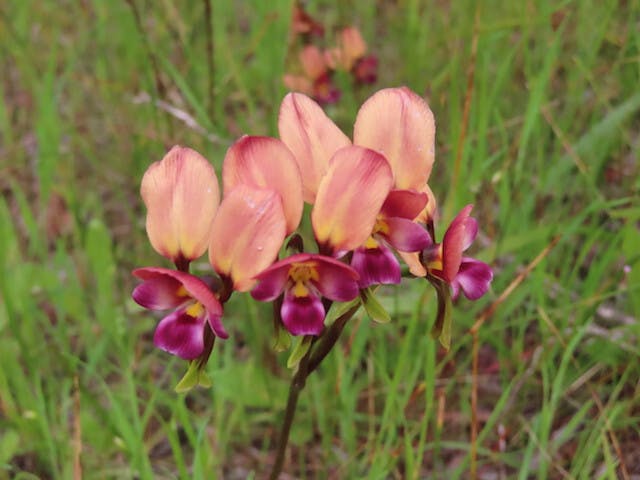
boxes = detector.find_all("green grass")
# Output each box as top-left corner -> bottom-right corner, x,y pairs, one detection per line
1,0 -> 639,478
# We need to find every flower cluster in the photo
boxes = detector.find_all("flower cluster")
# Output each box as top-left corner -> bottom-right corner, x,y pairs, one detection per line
284,4 -> 378,105
132,86 -> 493,389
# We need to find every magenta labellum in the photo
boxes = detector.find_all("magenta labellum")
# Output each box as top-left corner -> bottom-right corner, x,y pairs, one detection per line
252,253 -> 359,336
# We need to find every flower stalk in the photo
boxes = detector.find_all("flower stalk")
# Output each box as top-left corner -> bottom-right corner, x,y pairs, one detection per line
269,304 -> 360,479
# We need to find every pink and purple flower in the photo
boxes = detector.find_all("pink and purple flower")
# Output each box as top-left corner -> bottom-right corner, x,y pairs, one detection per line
132,267 -> 227,359
251,253 -> 360,336
422,205 -> 493,300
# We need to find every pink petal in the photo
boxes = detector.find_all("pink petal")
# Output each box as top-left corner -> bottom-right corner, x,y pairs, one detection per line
462,217 -> 478,251
442,205 -> 475,283
278,93 -> 351,203
312,146 -> 393,254
134,267 -> 223,316
222,136 -> 303,234
153,309 -> 206,360
312,256 -> 360,301
209,186 -> 286,292
351,246 -> 401,288
141,146 -> 219,261
281,292 -> 326,336
383,217 -> 432,252
452,258 -> 493,300
415,183 -> 439,224
380,189 -> 428,220
251,265 -> 290,301
353,87 -> 435,190
131,269 -> 185,310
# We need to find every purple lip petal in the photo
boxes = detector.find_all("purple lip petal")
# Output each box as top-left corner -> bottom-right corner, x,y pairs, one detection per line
380,189 -> 428,220
351,245 -> 401,288
132,275 -> 184,310
251,264 -> 290,301
452,258 -> 493,300
207,314 -> 229,339
313,257 -> 360,302
383,217 -> 432,252
281,293 -> 326,336
153,309 -> 206,360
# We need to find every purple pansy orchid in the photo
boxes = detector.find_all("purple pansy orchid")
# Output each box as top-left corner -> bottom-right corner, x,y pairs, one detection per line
351,189 -> 433,288
251,253 -> 360,336
422,205 -> 493,300
132,267 -> 228,359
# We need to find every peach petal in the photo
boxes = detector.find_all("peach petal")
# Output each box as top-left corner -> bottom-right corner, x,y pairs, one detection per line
300,45 -> 328,80
209,186 -> 286,292
312,146 -> 393,254
223,136 -> 303,234
416,183 -> 438,224
398,251 -> 427,277
141,146 -> 220,261
339,27 -> 367,68
278,92 -> 351,203
354,87 -> 435,190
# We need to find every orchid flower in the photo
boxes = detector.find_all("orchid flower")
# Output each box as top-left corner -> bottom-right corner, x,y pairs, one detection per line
311,145 -> 393,256
132,267 -> 227,359
279,88 -> 437,286
250,145 -> 392,335
140,146 -> 219,267
283,45 -> 341,106
422,205 -> 493,300
325,26 -> 378,85
252,253 -> 359,336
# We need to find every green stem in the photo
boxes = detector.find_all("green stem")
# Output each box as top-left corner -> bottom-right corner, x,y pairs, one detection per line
269,340 -> 314,480
268,305 -> 361,478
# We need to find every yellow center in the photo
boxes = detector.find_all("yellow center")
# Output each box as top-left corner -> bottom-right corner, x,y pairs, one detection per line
363,216 -> 389,249
185,301 -> 205,318
364,236 -> 379,249
289,262 -> 319,298
426,244 -> 444,271
176,286 -> 190,298
372,216 -> 390,236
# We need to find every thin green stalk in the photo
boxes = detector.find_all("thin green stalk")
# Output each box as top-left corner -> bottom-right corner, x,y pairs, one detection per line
268,304 -> 361,479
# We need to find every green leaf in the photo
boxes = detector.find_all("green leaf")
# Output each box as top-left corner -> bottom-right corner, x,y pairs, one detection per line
429,280 -> 453,350
324,298 -> 360,327
360,287 -> 391,323
287,336 -> 312,369
174,361 -> 213,393
273,326 -> 291,353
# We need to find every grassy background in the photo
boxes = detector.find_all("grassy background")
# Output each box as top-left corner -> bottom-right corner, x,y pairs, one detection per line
1,0 -> 639,478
